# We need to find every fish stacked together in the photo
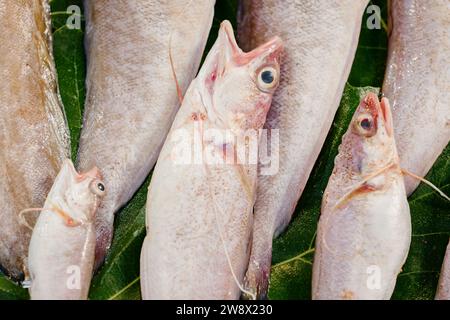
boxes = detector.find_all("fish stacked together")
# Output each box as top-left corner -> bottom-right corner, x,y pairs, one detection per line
0,0 -> 448,300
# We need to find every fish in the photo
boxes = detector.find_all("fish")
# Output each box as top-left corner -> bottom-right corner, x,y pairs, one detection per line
27,160 -> 104,300
77,0 -> 215,268
0,0 -> 70,280
140,20 -> 283,300
237,0 -> 369,298
312,93 -> 411,300
436,241 -> 450,300
382,0 -> 450,196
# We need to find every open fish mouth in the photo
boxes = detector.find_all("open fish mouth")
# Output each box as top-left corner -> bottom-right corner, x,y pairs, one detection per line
219,20 -> 283,65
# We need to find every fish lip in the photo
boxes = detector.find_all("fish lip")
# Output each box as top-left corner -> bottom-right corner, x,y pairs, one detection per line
62,159 -> 80,179
380,97 -> 393,137
62,159 -> 101,182
220,20 -> 241,56
219,20 -> 283,64
77,166 -> 102,182
247,36 -> 283,61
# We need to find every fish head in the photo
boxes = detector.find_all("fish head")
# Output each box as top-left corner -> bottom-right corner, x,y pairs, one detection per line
50,159 -> 105,222
345,92 -> 397,177
198,20 -> 283,131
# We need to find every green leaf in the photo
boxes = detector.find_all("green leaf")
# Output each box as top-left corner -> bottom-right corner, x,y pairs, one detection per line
0,273 -> 28,300
50,0 -> 86,160
1,0 -> 448,300
268,0 -> 450,300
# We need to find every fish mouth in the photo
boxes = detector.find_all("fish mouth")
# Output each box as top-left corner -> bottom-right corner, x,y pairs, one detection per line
219,20 -> 283,65
380,97 -> 393,137
78,166 -> 102,182
61,159 -> 101,182
362,92 -> 393,137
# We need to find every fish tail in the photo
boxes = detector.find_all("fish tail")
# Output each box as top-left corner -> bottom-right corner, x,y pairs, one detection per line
242,248 -> 271,300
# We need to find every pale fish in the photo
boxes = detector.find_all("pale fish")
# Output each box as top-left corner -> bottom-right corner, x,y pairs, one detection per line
77,0 -> 215,268
312,93 -> 411,300
140,21 -> 283,300
382,0 -> 450,195
28,159 -> 104,300
0,0 -> 70,280
237,0 -> 369,298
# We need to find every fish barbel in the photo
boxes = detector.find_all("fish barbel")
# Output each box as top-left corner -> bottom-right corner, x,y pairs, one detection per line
77,0 -> 215,268
140,20 -> 283,300
312,93 -> 411,300
0,0 -> 70,280
237,0 -> 369,298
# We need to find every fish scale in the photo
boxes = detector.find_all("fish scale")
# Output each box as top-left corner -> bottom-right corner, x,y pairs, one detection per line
0,0 -> 70,281
312,93 -> 411,300
237,0 -> 369,298
382,0 -> 450,195
140,21 -> 283,299
77,0 -> 215,269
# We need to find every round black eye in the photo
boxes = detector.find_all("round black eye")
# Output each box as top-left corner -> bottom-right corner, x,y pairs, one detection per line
360,118 -> 372,130
261,70 -> 274,84
97,183 -> 105,192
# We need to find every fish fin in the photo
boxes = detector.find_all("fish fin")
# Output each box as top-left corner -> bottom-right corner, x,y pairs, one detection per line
169,33 -> 184,105
320,162 -> 400,256
50,204 -> 83,227
18,208 -> 44,230
331,162 -> 399,211
242,236 -> 272,300
401,169 -> 450,202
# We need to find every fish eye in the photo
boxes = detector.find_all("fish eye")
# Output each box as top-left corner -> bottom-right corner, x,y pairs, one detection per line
256,66 -> 279,92
353,113 -> 376,137
261,70 -> 274,84
90,180 -> 106,197
360,118 -> 372,130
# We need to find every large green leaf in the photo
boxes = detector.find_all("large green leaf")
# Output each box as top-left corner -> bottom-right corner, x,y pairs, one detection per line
1,0 -> 448,300
50,0 -> 86,160
268,0 -> 449,299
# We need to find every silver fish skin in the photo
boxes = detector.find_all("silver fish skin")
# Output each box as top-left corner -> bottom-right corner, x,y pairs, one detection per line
436,241 -> 450,300
28,160 -> 104,300
382,0 -> 450,195
77,0 -> 215,268
140,21 -> 283,300
0,0 -> 70,280
237,0 -> 369,298
312,93 -> 411,300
